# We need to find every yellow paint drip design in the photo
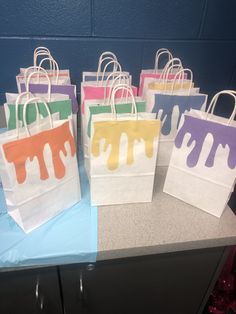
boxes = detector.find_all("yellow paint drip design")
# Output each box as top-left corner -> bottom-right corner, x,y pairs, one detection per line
148,81 -> 193,91
92,120 -> 160,170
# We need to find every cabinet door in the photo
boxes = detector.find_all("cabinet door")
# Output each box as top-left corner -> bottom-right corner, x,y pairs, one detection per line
0,266 -> 63,314
60,246 -> 227,314
228,184 -> 236,213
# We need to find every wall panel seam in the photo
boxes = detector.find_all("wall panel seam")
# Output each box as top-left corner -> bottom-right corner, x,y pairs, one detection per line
198,0 -> 208,38
91,0 -> 95,37
1,36 -> 236,44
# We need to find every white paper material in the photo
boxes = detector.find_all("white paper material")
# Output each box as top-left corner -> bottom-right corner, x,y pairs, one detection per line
145,87 -> 200,112
164,109 -> 236,217
82,71 -> 130,82
80,79 -> 136,155
144,90 -> 208,166
5,92 -> 69,103
83,96 -> 145,168
17,69 -> 71,87
139,69 -> 186,97
89,113 -> 160,206
0,118 -> 81,233
80,79 -> 134,110
5,93 -> 77,142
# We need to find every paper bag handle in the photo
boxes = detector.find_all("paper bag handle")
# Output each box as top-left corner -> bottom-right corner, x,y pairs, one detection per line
155,48 -> 170,68
35,52 -> 53,70
206,90 -> 236,125
98,51 -> 117,65
110,84 -> 137,119
23,97 -> 53,137
170,68 -> 193,95
24,66 -> 51,102
155,48 -> 170,58
97,51 -> 118,73
98,60 -> 122,86
15,91 -> 37,136
34,46 -> 51,56
154,64 -> 182,92
154,49 -> 173,72
96,57 -> 118,82
164,64 -> 184,81
104,72 -> 131,103
159,58 -> 183,81
161,64 -> 183,89
34,47 -> 52,67
38,57 -> 59,84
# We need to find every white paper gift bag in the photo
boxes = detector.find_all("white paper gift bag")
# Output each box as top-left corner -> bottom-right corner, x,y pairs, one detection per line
17,58 -> 71,88
83,51 -> 118,81
81,61 -> 133,115
5,92 -> 69,103
0,96 -> 81,233
81,70 -> 135,155
17,66 -> 78,141
82,73 -> 135,158
139,49 -> 178,97
89,85 -> 160,206
163,90 -> 236,217
82,51 -> 130,82
84,96 -> 146,177
145,67 -> 197,112
147,69 -> 208,166
4,91 -> 72,131
18,46 -> 71,86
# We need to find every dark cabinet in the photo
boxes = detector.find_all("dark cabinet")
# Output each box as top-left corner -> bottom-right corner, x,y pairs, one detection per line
0,247 -> 229,314
0,266 -> 63,314
60,246 -> 228,314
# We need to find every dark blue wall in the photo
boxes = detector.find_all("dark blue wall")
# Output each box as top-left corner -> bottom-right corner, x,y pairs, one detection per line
0,0 -> 236,116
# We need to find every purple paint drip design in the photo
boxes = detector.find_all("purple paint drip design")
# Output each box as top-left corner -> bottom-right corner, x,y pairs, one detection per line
175,115 -> 236,168
20,83 -> 78,113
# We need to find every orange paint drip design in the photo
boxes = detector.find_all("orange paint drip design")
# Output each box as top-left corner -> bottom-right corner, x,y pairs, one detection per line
92,120 -> 160,170
3,121 -> 75,184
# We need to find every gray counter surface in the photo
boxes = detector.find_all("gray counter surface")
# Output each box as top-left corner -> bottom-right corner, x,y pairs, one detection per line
97,167 -> 236,261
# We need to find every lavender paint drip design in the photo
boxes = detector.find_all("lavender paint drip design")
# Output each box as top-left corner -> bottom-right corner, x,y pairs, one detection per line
175,115 -> 236,169
20,83 -> 78,113
153,94 -> 206,135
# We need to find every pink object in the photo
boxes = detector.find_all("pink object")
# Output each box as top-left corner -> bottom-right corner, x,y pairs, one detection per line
208,246 -> 236,313
138,72 -> 188,97
138,73 -> 179,96
81,85 -> 137,114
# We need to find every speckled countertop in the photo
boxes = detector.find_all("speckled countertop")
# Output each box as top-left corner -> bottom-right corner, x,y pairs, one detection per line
97,167 -> 236,261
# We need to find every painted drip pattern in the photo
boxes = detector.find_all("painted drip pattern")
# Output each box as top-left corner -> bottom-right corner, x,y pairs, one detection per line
7,101 -> 72,130
175,115 -> 236,169
3,121 -> 76,184
153,94 -> 206,135
91,120 -> 160,170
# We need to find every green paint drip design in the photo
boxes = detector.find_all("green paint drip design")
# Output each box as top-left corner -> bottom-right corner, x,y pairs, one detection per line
7,100 -> 72,130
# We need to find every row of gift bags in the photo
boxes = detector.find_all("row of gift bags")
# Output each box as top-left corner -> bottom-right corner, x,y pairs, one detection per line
80,52 -> 158,205
164,90 -> 236,218
81,50 -> 204,202
139,48 -> 208,166
83,84 -> 160,206
82,49 -> 236,219
0,46 -> 235,234
0,47 -> 81,233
